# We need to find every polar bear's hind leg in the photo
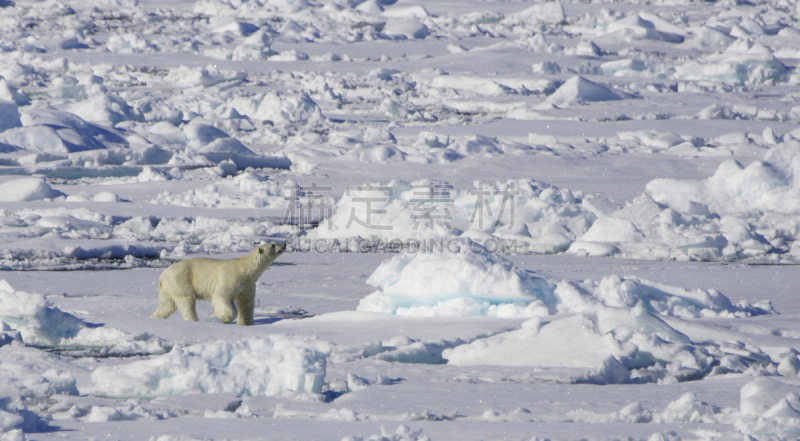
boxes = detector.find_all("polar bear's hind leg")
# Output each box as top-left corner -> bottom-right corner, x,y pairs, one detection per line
151,287 -> 177,319
174,294 -> 199,321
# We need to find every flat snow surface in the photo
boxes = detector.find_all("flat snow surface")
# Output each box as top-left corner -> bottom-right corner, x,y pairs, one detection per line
2,0 -> 800,440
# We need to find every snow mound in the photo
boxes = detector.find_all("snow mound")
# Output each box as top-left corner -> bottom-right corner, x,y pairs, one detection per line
0,204 -> 292,265
230,31 -> 276,61
605,13 -> 685,43
443,295 -> 768,379
676,40 -> 789,86
545,76 -> 622,107
570,275 -> 745,318
106,33 -> 157,53
357,250 -> 554,317
136,166 -> 171,182
0,78 -> 30,106
346,145 -> 406,164
163,65 -> 242,88
444,315 -> 632,368
0,178 -> 64,202
342,425 -> 428,441
740,378 -> 800,417
306,168 -> 800,261
647,141 -> 800,215
735,378 -> 800,439
506,3 -> 565,25
91,191 -> 120,202
0,393 -> 48,437
567,140 -> 800,262
89,336 -> 330,398
695,103 -> 789,121
692,26 -> 736,48
0,343 -> 80,404
68,94 -> 143,126
64,243 -> 163,260
182,121 -> 255,164
579,217 -> 643,243
655,392 -> 720,423
0,280 -> 165,354
220,92 -> 322,127
0,106 -> 125,154
383,21 -> 430,40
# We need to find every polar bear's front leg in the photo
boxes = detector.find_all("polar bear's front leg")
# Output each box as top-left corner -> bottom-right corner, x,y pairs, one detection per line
212,295 -> 237,324
236,286 -> 256,326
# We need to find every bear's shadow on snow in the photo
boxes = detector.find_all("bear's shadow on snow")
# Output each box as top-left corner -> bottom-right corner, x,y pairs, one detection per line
252,317 -> 284,325
202,317 -> 303,325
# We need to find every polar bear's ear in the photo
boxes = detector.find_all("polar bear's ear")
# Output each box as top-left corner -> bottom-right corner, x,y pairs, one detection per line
258,248 -> 265,254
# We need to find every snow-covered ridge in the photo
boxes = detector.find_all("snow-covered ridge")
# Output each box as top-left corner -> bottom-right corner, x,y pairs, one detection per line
305,142 -> 800,261
307,178 -> 604,255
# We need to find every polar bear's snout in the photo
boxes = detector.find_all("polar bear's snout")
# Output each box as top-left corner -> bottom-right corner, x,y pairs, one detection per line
257,242 -> 286,256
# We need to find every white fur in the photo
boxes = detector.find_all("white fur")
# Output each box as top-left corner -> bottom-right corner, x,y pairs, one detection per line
151,243 -> 286,326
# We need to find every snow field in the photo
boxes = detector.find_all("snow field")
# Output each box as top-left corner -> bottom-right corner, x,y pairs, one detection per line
4,0 -> 800,439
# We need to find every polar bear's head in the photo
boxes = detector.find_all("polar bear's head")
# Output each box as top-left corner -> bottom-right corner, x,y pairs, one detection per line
255,242 -> 286,261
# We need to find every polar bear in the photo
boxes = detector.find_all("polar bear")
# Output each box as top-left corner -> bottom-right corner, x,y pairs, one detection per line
151,243 -> 286,326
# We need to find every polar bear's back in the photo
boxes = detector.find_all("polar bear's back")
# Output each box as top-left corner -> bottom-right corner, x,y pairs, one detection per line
160,257 -> 236,301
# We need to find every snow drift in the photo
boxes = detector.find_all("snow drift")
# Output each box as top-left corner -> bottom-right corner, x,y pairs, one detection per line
573,139 -> 800,261
0,178 -> 64,202
0,280 -> 165,354
89,336 -> 330,398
